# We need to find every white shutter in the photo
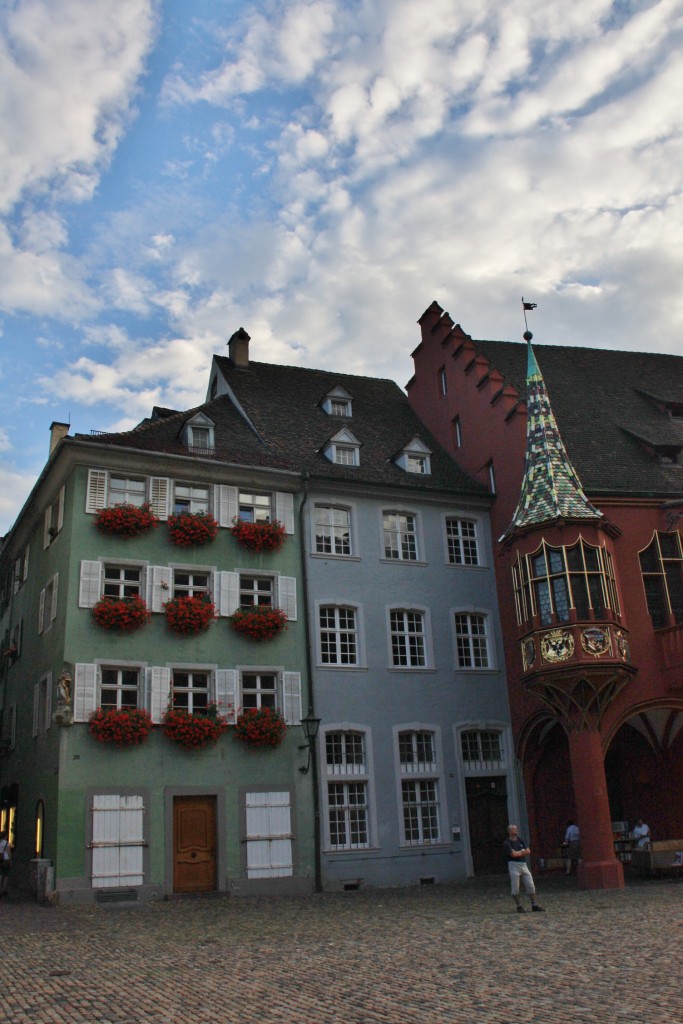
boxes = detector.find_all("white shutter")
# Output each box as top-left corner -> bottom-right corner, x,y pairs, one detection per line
56,486 -> 65,532
149,477 -> 171,520
44,673 -> 52,731
50,573 -> 59,622
79,561 -> 103,608
216,571 -> 239,617
38,587 -> 45,634
149,566 -> 173,613
73,664 -> 98,722
92,794 -> 144,888
215,669 -> 238,724
214,485 -> 239,528
23,543 -> 29,581
32,685 -> 39,737
278,576 -> 297,621
245,792 -> 293,879
275,492 -> 295,534
43,507 -> 51,549
283,672 -> 302,725
86,470 -> 108,513
149,667 -> 171,723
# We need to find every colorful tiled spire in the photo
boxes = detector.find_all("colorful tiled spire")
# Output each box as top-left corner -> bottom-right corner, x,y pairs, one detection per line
503,336 -> 602,538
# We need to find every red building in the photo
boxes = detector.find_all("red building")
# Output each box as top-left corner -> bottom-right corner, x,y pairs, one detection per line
407,300 -> 683,889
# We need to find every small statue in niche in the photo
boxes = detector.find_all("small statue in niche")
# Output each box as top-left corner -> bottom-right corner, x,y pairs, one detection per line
53,670 -> 73,726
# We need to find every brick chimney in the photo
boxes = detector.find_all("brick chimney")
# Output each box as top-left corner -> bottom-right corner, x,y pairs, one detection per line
228,327 -> 251,368
49,421 -> 69,456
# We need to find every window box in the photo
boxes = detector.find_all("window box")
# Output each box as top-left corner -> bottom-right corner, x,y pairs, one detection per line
94,503 -> 159,538
234,707 -> 287,749
231,518 -> 286,553
162,703 -> 229,750
88,708 -> 153,747
92,595 -> 151,633
167,510 -> 218,547
164,595 -> 216,636
230,606 -> 288,642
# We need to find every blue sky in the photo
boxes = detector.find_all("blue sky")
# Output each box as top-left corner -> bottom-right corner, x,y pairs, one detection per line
2,0 -> 683,533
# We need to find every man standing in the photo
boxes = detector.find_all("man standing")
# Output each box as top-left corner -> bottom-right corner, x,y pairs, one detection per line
503,824 -> 545,913
632,819 -> 651,849
564,820 -> 581,874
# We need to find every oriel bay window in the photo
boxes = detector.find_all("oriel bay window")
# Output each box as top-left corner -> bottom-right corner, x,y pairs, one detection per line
513,538 -> 619,627
639,531 -> 683,628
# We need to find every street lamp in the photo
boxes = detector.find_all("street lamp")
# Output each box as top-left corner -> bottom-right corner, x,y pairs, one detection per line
298,713 -> 321,774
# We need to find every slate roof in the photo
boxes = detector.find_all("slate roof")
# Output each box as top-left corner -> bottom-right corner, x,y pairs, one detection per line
467,338 -> 683,497
78,356 -> 485,498
505,342 -> 603,536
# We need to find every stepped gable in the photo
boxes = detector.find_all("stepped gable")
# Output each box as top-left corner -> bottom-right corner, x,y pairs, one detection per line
470,338 -> 683,497
213,356 -> 486,494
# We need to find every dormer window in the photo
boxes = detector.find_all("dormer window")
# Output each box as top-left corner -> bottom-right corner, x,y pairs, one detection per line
321,385 -> 353,418
395,438 -> 432,475
323,428 -> 360,467
182,413 -> 215,454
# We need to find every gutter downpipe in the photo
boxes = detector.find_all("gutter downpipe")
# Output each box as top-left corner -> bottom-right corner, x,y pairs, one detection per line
298,470 -> 322,893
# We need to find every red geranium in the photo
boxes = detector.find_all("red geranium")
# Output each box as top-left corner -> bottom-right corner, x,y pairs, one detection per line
234,707 -> 287,749
231,518 -> 286,553
92,595 -> 151,632
94,503 -> 159,538
164,595 -> 216,635
167,511 -> 218,547
89,708 -> 153,747
162,702 -> 228,750
230,605 -> 287,641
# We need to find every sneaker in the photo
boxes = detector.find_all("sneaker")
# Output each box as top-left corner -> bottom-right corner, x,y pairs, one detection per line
516,905 -> 526,913
531,904 -> 545,912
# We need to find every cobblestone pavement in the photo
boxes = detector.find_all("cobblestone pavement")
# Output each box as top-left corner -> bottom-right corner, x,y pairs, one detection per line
1,874 -> 682,1024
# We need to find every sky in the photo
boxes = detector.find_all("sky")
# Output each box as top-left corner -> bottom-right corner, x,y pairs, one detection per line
2,0 -> 683,534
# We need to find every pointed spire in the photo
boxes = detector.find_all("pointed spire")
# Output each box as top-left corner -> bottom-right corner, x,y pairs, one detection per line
502,332 -> 602,539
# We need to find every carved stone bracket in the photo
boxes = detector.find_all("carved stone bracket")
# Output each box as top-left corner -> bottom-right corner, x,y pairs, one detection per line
525,665 -> 635,732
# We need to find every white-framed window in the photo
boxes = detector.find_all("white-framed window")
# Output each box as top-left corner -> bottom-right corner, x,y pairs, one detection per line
487,460 -> 496,494
239,490 -> 272,522
402,779 -> 440,845
325,729 -> 369,850
239,574 -> 274,608
173,483 -> 210,515
103,564 -> 144,599
13,545 -> 29,593
461,729 -> 504,771
242,671 -> 277,710
100,667 -> 141,710
109,476 -> 146,507
74,663 -> 144,720
182,413 -> 215,454
321,385 -> 353,418
38,574 -> 59,635
395,439 -> 432,476
171,669 -> 210,714
453,416 -> 462,448
33,673 -> 52,737
215,571 -> 296,620
314,505 -> 352,556
445,517 -> 480,566
173,568 -> 211,599
319,606 -> 358,666
390,609 -> 427,668
454,613 -> 491,669
91,794 -> 144,889
398,730 -> 436,773
323,428 -> 361,467
43,486 -> 65,548
245,791 -> 294,879
383,512 -> 418,561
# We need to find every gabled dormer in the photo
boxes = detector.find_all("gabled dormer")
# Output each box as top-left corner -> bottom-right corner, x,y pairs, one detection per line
394,437 -> 432,475
321,385 -> 353,418
322,427 -> 361,467
181,411 -> 215,454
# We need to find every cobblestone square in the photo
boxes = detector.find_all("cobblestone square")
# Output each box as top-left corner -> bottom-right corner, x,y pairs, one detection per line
1,876 -> 680,1024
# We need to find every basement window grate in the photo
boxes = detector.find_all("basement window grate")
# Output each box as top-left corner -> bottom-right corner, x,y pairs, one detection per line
94,888 -> 139,904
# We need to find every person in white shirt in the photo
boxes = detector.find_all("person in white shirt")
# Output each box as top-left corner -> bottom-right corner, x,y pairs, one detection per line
632,819 -> 651,849
563,821 -> 580,874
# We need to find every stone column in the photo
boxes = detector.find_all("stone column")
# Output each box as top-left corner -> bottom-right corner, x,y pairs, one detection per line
568,729 -> 624,890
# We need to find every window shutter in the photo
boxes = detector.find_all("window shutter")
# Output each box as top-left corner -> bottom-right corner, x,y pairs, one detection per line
38,587 -> 45,635
283,672 -> 302,725
43,507 -> 51,549
278,576 -> 297,621
50,573 -> 59,622
23,544 -> 29,581
79,561 -> 103,608
216,571 -> 239,617
214,485 -> 238,528
73,664 -> 98,722
44,672 -> 52,731
149,477 -> 171,520
149,566 -> 173,613
275,492 -> 295,534
10,620 -> 22,656
86,470 -> 108,513
149,667 -> 171,723
215,669 -> 238,724
32,685 -> 40,737
57,486 -> 65,532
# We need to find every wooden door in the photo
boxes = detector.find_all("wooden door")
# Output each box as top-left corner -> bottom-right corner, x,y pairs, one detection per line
466,776 -> 509,874
173,796 -> 217,893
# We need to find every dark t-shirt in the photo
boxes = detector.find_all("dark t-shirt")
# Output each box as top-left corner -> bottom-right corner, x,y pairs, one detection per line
503,836 -> 528,862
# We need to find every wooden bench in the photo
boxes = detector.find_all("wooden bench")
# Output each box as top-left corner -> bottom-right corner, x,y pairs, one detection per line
631,839 -> 683,876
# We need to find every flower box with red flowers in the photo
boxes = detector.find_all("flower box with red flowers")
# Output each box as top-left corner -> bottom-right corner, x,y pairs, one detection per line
230,605 -> 288,642
167,511 -> 218,547
94,502 -> 159,538
164,595 -> 216,635
89,707 -> 153,747
231,518 -> 286,553
162,702 -> 228,750
92,594 -> 151,632
234,707 -> 287,749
